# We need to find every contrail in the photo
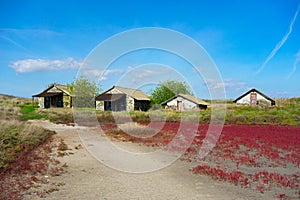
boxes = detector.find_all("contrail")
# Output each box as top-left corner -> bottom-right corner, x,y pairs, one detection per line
257,6 -> 300,74
287,50 -> 300,78
0,35 -> 36,56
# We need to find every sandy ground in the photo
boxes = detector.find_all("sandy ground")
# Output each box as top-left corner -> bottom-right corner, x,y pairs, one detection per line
23,121 -> 275,200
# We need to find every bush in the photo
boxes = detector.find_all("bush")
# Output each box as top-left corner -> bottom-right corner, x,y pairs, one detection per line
39,108 -> 74,123
117,122 -> 157,137
0,120 -> 55,172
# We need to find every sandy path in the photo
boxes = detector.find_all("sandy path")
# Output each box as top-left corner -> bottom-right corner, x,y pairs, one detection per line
24,121 -> 273,200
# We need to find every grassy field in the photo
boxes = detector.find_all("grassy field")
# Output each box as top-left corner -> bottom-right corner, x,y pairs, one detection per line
0,95 -> 54,173
225,98 -> 300,125
1,94 -> 299,126
94,98 -> 300,125
1,94 -> 299,172
29,97 -> 300,126
0,94 -> 299,199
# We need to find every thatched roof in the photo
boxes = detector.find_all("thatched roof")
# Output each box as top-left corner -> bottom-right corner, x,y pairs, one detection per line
32,84 -> 72,97
95,86 -> 150,101
161,93 -> 209,106
233,88 -> 275,105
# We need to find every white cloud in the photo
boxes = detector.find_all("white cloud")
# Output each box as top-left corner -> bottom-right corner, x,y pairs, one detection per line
123,67 -> 177,86
81,68 -> 125,81
223,79 -> 248,90
205,78 -> 248,91
134,68 -> 172,79
10,57 -> 81,73
204,78 -> 225,90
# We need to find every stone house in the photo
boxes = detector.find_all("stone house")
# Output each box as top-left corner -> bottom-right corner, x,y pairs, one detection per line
233,88 -> 275,106
95,86 -> 150,111
32,84 -> 73,108
161,93 -> 209,111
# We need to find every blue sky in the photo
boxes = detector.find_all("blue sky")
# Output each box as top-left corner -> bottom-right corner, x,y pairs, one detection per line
0,0 -> 299,99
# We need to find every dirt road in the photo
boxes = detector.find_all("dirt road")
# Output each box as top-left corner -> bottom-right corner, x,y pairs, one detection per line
24,121 -> 273,200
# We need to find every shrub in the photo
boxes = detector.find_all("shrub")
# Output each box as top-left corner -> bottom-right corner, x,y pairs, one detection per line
39,108 -> 74,123
0,120 -> 55,172
117,122 -> 157,137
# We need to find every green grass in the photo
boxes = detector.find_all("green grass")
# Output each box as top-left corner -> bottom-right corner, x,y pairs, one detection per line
9,96 -> 298,126
20,103 -> 46,120
225,99 -> 300,125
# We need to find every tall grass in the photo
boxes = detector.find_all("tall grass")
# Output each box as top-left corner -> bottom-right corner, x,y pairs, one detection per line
225,98 -> 300,125
38,108 -> 74,123
78,99 -> 300,126
7,96 -> 296,126
118,122 -> 157,137
0,95 -> 55,173
0,120 -> 55,172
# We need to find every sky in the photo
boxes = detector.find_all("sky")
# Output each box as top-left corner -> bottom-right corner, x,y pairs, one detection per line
0,0 -> 300,99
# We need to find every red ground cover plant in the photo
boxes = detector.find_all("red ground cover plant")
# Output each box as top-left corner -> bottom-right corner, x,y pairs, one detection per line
0,138 -> 68,200
102,122 -> 300,199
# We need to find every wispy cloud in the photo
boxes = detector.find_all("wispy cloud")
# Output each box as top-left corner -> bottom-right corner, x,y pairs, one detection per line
270,91 -> 291,98
81,68 -> 125,81
205,78 -> 248,91
123,66 -> 177,86
257,6 -> 300,74
0,28 -> 64,37
287,50 -> 300,78
204,78 -> 225,90
10,57 -> 81,73
0,35 -> 34,55
133,68 -> 172,79
223,79 -> 248,90
0,28 -> 66,57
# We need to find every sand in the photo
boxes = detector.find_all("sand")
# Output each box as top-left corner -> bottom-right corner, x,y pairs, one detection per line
23,120 -> 274,200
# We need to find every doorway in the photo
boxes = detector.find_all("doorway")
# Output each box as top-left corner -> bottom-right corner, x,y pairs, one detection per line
177,101 -> 183,111
250,93 -> 257,106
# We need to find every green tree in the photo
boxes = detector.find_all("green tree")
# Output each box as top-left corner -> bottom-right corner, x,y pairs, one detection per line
151,80 -> 192,105
68,76 -> 101,108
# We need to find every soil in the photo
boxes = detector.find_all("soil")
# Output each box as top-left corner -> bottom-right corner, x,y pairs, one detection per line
22,120 -> 276,200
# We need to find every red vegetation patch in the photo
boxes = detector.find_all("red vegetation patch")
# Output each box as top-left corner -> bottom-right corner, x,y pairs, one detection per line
0,138 -> 68,200
188,125 -> 300,199
102,122 -> 300,198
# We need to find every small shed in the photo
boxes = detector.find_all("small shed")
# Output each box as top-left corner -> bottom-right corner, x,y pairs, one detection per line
95,86 -> 150,111
32,84 -> 73,108
233,88 -> 275,106
161,93 -> 209,111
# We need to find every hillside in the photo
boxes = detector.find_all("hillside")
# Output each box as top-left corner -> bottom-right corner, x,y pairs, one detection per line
0,94 -> 56,199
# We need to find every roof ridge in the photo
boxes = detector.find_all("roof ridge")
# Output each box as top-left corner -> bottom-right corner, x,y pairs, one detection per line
115,85 -> 143,92
233,88 -> 275,104
96,85 -> 150,101
161,93 -> 209,105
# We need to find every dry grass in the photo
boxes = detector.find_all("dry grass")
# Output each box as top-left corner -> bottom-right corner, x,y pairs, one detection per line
118,122 -> 157,138
274,97 -> 300,107
0,94 -> 31,105
0,105 -> 21,120
38,108 -> 74,123
0,120 -> 55,172
0,94 -> 31,121
0,94 -> 56,172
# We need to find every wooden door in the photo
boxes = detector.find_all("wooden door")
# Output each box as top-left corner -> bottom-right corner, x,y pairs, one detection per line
104,101 -> 112,111
177,101 -> 183,111
44,97 -> 50,108
250,93 -> 257,106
